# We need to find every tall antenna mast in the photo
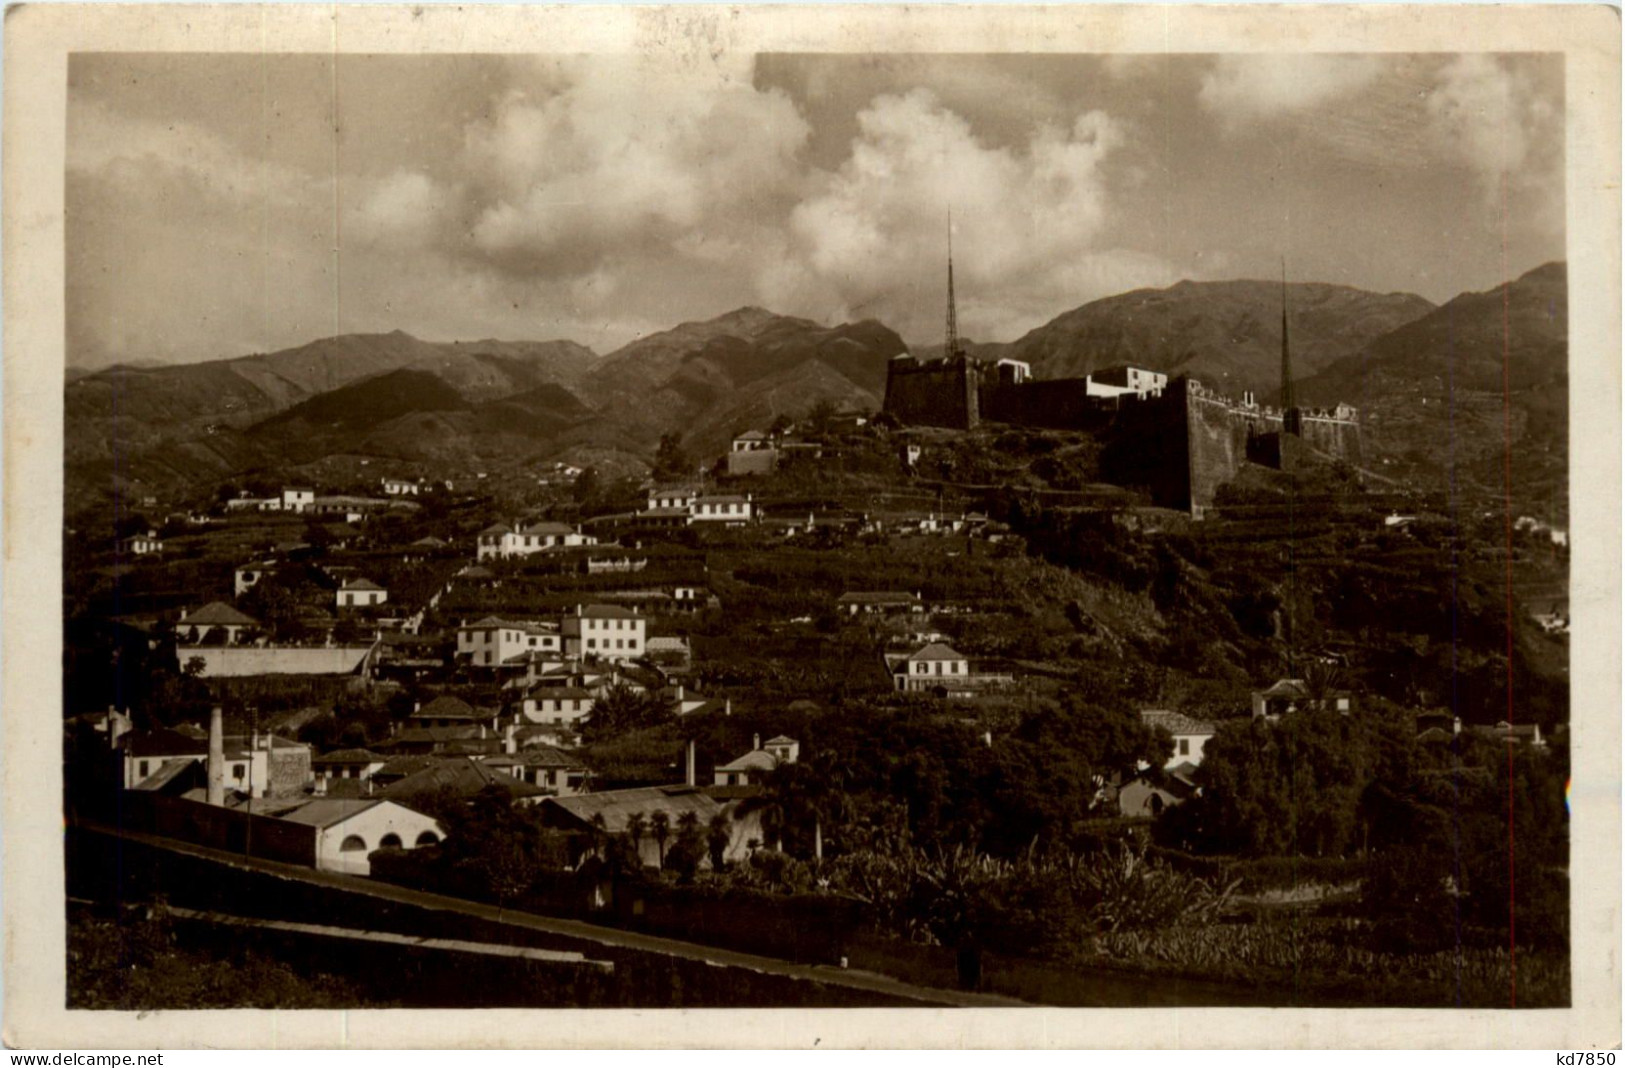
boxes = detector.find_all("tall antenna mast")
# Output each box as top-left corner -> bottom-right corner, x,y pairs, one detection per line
943,207 -> 961,362
1279,257 -> 1295,419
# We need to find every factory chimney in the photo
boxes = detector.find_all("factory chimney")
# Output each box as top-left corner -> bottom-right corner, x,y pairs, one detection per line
685,740 -> 697,787
206,705 -> 225,806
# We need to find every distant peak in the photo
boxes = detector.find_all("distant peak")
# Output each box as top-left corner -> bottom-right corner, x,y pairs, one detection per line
713,306 -> 780,325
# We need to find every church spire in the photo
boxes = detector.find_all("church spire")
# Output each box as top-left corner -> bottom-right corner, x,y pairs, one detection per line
944,208 -> 962,362
1280,259 -> 1297,431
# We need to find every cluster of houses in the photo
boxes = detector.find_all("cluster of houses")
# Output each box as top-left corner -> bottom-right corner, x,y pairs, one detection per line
90,682 -> 802,878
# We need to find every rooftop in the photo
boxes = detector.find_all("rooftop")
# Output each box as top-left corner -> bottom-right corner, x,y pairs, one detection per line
1140,710 -> 1217,737
543,785 -> 719,834
178,601 -> 259,627
905,642 -> 966,663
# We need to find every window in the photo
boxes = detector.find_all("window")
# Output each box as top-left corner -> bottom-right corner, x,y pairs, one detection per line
415,831 -> 439,847
587,639 -> 596,649
138,760 -> 150,778
232,764 -> 245,779
379,833 -> 402,849
340,835 -> 367,852
1178,739 -> 1190,756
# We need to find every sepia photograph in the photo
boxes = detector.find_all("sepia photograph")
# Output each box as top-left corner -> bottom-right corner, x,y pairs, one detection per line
5,2 -> 1620,1050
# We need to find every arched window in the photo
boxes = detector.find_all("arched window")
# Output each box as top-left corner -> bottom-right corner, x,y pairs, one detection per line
415,830 -> 440,847
379,833 -> 402,849
340,835 -> 367,852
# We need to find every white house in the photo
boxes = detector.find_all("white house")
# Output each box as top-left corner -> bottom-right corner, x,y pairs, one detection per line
119,531 -> 164,555
476,521 -> 598,560
176,602 -> 259,644
312,748 -> 388,783
1139,710 -> 1217,768
731,430 -> 772,452
691,494 -> 753,524
123,727 -> 311,798
714,734 -> 799,787
381,477 -> 421,496
519,687 -> 596,727
561,605 -> 646,662
337,578 -> 388,609
277,798 -> 444,876
457,617 -> 562,668
647,485 -> 700,512
282,487 -> 316,513
891,642 -> 970,692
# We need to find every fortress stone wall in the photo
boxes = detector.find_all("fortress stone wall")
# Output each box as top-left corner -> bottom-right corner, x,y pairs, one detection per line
883,357 -> 981,430
883,356 -> 1365,516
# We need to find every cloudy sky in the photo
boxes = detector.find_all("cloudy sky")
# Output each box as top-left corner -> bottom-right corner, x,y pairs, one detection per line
67,51 -> 1563,367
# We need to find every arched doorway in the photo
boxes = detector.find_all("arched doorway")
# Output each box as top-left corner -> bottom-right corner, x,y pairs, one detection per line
415,830 -> 440,847
379,833 -> 402,849
340,835 -> 367,852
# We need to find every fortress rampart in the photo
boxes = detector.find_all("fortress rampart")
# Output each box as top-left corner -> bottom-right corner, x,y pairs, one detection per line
883,356 -> 1364,516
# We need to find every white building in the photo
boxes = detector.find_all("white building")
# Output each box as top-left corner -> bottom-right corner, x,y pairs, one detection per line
561,605 -> 646,662
647,485 -> 700,512
457,617 -> 563,668
381,477 -> 421,496
282,487 -> 316,513
337,578 -> 387,609
119,531 -> 164,555
1084,366 -> 1167,399
691,494 -> 752,524
519,687 -> 596,727
891,642 -> 969,692
278,798 -> 444,876
476,521 -> 598,561
1139,710 -> 1217,768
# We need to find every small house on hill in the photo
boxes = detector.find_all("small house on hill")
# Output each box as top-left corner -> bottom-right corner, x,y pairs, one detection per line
409,695 -> 497,730
1140,710 -> 1217,767
337,578 -> 387,609
1251,678 -> 1353,718
714,734 -> 799,787
176,602 -> 258,644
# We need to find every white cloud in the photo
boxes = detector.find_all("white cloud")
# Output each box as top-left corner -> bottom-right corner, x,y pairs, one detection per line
1426,54 -> 1562,215
786,89 -> 1151,341
1198,55 -> 1386,122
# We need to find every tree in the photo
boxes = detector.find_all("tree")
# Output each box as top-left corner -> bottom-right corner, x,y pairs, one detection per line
652,433 -> 689,482
572,466 -> 601,504
649,810 -> 671,869
625,812 -> 649,868
706,810 -> 733,871
806,399 -> 839,437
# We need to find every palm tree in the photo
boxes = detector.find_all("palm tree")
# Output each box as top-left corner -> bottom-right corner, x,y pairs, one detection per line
625,812 -> 649,868
1302,658 -> 1346,713
588,812 -> 609,860
706,809 -> 733,871
649,810 -> 671,869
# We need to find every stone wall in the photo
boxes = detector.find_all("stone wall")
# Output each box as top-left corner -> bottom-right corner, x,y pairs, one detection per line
186,643 -> 378,678
978,377 -> 1116,431
1297,413 -> 1364,467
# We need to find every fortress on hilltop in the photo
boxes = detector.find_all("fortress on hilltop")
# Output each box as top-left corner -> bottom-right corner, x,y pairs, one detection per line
883,243 -> 1364,516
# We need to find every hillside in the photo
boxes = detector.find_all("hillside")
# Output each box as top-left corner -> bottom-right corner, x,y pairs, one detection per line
997,280 -> 1434,396
1297,262 -> 1567,521
66,331 -> 595,465
578,307 -> 905,449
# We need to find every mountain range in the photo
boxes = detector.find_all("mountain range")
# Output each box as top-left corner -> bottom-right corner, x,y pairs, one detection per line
65,264 -> 1568,523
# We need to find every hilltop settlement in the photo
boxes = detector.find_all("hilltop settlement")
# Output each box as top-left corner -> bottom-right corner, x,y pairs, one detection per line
65,265 -> 1570,1009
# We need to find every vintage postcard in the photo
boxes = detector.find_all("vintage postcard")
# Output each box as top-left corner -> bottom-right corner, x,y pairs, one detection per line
4,2 -> 1619,1050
